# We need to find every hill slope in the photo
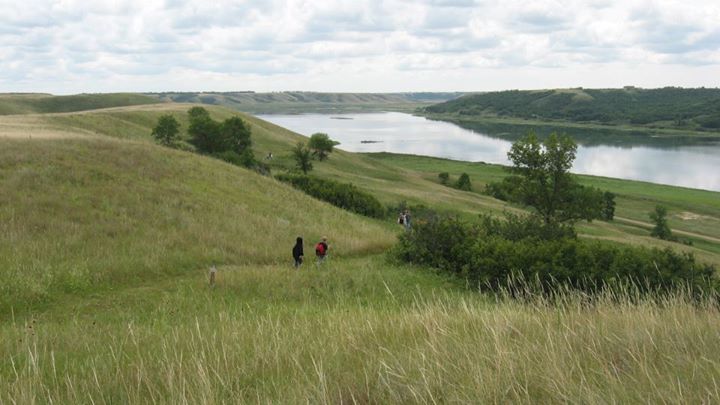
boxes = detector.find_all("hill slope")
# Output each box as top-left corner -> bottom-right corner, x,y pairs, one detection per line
0,93 -> 161,115
148,91 -> 464,113
423,87 -> 720,132
0,136 -> 395,312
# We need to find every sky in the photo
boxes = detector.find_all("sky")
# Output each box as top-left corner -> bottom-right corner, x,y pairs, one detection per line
1,0 -> 719,94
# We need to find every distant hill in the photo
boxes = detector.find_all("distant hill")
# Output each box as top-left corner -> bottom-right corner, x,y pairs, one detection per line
422,87 -> 720,132
147,91 -> 465,113
0,93 -> 161,115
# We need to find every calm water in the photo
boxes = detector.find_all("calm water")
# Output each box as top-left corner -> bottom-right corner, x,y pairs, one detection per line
258,112 -> 720,192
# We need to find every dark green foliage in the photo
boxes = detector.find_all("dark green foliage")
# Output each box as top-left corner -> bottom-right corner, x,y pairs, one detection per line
275,174 -> 384,218
424,87 -> 720,131
438,172 -> 449,185
187,107 -> 259,171
308,133 -> 340,161
455,173 -> 472,191
220,116 -> 252,155
151,114 -> 180,147
650,205 -> 673,240
602,191 -> 616,221
292,142 -> 313,174
484,175 -> 522,201
395,215 -> 716,294
504,132 -> 610,224
188,107 -> 222,154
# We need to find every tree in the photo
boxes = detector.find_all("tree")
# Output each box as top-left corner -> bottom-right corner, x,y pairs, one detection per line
220,116 -> 252,155
308,133 -> 340,161
649,205 -> 672,240
151,114 -> 180,146
455,173 -> 472,191
438,172 -> 449,185
507,131 -> 601,224
187,107 -> 221,154
292,142 -> 313,174
601,191 -> 616,221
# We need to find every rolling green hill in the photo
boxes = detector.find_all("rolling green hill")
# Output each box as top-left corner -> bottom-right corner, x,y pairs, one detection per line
423,87 -> 720,133
0,93 -> 161,115
2,98 -> 720,402
148,91 -> 464,113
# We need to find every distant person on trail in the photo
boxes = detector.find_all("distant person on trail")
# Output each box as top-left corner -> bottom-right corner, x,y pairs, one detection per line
292,237 -> 304,268
315,237 -> 329,264
403,209 -> 412,231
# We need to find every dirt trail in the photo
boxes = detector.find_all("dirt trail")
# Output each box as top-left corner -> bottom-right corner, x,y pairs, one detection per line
615,216 -> 720,244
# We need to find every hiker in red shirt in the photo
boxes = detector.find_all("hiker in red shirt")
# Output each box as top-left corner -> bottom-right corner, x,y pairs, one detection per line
315,236 -> 329,264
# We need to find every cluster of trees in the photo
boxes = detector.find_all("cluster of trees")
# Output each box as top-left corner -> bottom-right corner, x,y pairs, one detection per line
424,87 -> 720,130
394,131 -> 717,295
292,133 -> 340,174
395,213 -> 716,294
438,172 -> 472,191
151,107 -> 266,172
485,132 -> 615,223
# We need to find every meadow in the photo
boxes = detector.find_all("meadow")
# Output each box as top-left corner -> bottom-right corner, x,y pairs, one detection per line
2,96 -> 720,403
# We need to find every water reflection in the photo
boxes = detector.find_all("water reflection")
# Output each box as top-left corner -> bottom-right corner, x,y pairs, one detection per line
257,112 -> 720,191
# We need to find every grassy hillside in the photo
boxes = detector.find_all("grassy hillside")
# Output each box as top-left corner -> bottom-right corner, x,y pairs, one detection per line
422,87 -> 720,134
148,91 -> 464,114
4,102 -> 719,264
0,93 -> 161,115
0,136 -> 395,313
3,101 -> 720,402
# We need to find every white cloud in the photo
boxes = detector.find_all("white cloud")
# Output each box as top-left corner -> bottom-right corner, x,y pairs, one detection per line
0,0 -> 718,93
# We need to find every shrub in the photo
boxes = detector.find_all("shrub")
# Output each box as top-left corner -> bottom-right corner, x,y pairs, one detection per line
275,174 -> 384,218
438,172 -> 449,185
455,173 -> 472,191
395,214 -> 716,295
650,205 -> 673,240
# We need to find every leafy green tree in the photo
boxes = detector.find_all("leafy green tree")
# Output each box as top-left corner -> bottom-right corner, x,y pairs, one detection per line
507,131 -> 603,224
308,133 -> 340,161
292,142 -> 313,174
151,114 -> 180,147
455,173 -> 472,191
602,191 -> 616,220
438,172 -> 449,185
187,107 -> 221,154
649,205 -> 672,240
220,116 -> 252,155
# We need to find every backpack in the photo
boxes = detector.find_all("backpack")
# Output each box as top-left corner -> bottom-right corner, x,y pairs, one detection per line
315,242 -> 326,256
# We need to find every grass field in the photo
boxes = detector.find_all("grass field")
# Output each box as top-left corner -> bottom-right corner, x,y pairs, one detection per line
2,95 -> 720,402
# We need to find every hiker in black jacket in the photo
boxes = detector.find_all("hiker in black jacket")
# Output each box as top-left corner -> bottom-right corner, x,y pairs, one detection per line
292,237 -> 304,268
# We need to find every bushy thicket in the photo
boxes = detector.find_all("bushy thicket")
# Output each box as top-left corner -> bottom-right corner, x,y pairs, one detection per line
276,174 -> 384,218
395,214 -> 716,294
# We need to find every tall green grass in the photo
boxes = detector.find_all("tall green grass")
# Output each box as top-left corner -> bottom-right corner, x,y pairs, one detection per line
3,256 -> 719,403
0,138 -> 395,313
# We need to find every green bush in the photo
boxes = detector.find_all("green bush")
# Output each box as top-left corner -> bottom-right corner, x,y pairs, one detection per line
395,214 -> 716,294
438,172 -> 449,185
276,174 -> 384,218
455,173 -> 472,191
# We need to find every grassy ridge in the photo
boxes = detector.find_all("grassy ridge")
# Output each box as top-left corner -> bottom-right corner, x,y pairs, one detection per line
0,93 -> 161,115
423,87 -> 720,135
148,91 -> 463,114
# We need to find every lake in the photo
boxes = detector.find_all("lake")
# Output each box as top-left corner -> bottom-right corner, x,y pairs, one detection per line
257,112 -> 720,192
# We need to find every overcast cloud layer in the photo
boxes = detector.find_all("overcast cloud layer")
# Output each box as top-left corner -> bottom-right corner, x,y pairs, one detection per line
1,0 -> 719,93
